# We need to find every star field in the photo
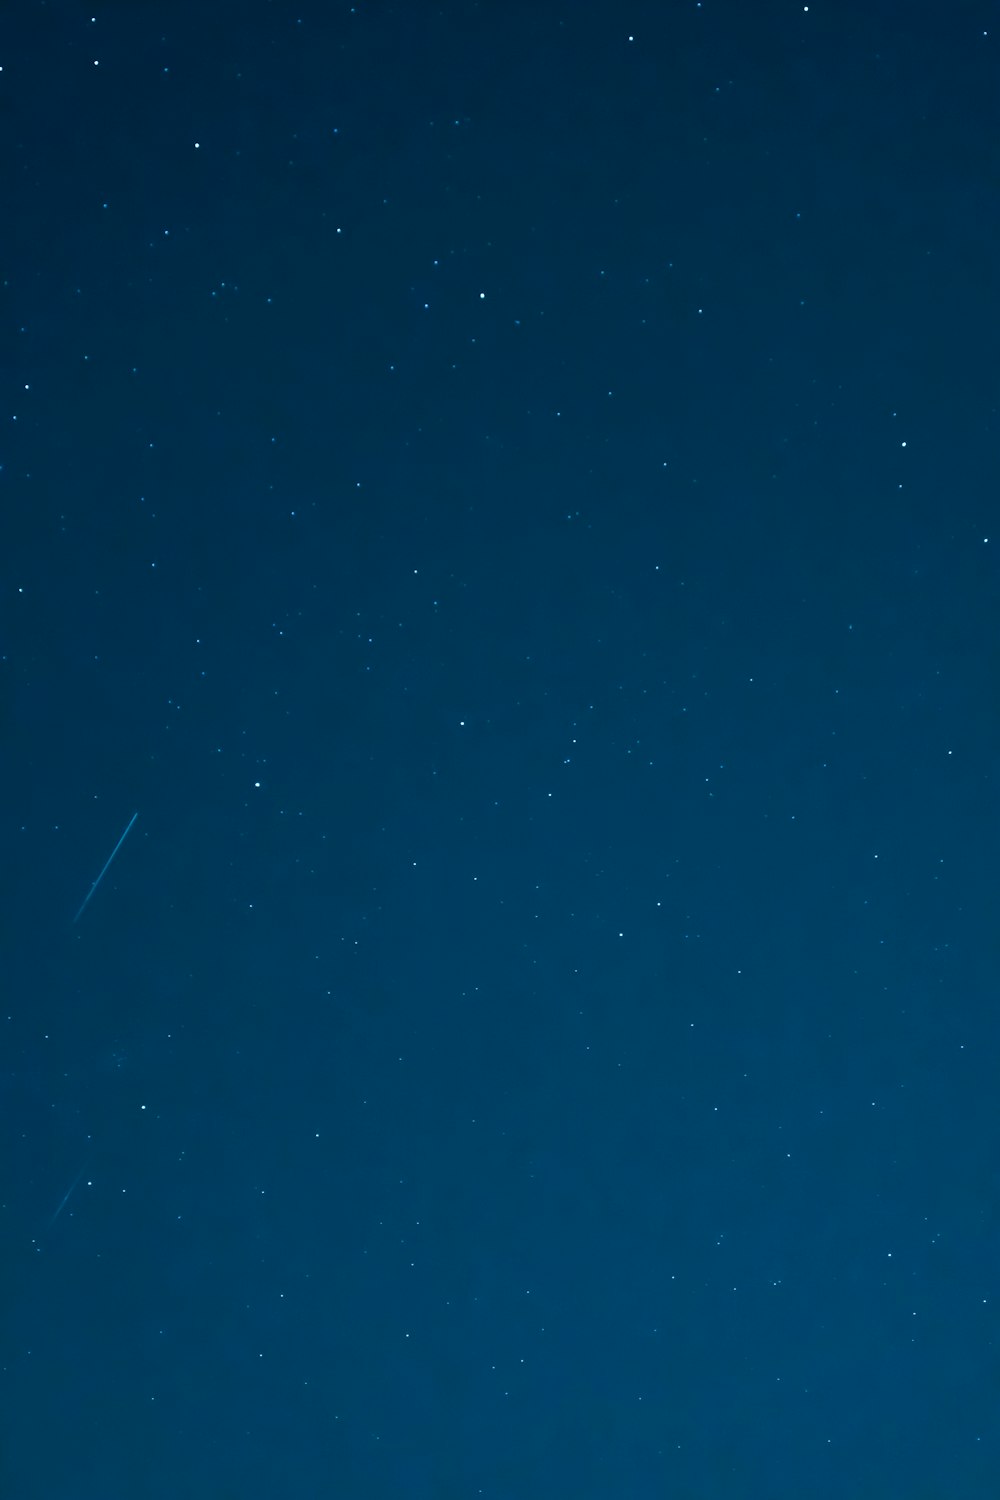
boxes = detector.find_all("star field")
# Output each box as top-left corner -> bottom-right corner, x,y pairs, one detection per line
2,2 -> 999,1496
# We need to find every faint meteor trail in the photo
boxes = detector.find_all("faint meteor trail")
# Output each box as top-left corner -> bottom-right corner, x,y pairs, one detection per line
48,1165 -> 87,1227
72,811 -> 138,924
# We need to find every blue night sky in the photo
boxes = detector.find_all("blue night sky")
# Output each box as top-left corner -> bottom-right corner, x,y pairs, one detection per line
2,2 -> 1000,1497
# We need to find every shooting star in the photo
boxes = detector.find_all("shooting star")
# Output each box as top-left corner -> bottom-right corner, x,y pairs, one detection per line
48,1165 -> 87,1227
73,811 -> 138,924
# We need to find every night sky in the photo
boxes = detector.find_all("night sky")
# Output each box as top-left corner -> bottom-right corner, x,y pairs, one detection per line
2,2 -> 999,1496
